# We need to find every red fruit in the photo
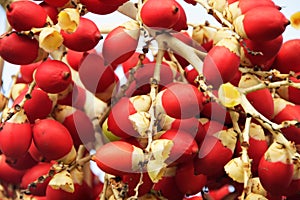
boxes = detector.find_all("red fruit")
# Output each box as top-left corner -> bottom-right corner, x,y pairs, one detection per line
175,161 -> 207,195
201,91 -> 232,125
32,118 -> 74,161
140,0 -> 181,29
29,142 -> 51,162
194,128 -> 237,178
78,53 -> 117,102
0,32 -> 39,65
156,82 -> 204,119
122,173 -> 153,197
107,97 -> 139,138
184,0 -> 197,6
6,1 -> 47,31
122,52 -> 151,74
0,154 -> 26,185
79,0 -> 119,15
61,17 -> 101,52
0,109 -> 32,158
160,115 -> 205,144
126,62 -> 174,96
6,152 -> 38,170
102,23 -> 140,68
228,0 -> 279,21
98,0 -> 128,5
277,72 -> 300,104
93,141 -> 144,176
258,142 -> 294,195
203,38 -> 241,87
46,182 -> 93,200
20,61 -> 41,83
273,98 -> 300,144
21,162 -> 53,196
239,74 -> 274,119
172,1 -> 188,31
234,7 -> 289,41
153,171 -> 185,200
272,39 -> 300,73
35,60 -> 72,94
240,35 -> 283,67
235,123 -> 268,175
283,163 -> 300,196
185,67 -> 199,87
66,49 -> 96,71
44,0 -> 69,7
52,105 -> 95,149
13,88 -> 56,123
56,84 -> 86,110
39,2 -> 59,24
159,129 -> 198,164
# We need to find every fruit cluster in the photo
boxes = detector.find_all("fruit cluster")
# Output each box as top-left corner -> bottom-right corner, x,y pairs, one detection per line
0,0 -> 299,200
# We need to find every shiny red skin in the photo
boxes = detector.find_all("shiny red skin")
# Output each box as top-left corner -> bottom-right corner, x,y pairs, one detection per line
20,61 -> 42,83
39,2 -> 59,24
161,82 -> 204,119
258,157 -> 294,196
273,104 -> 300,144
78,53 -> 117,94
44,0 -> 69,7
194,136 -> 233,178
98,0 -> 128,5
241,35 -> 283,66
126,62 -> 174,96
122,52 -> 151,74
35,60 -> 72,94
0,154 -> 26,185
172,1 -> 188,31
246,88 -> 274,120
140,0 -> 180,29
242,7 -> 288,41
175,161 -> 207,195
46,182 -> 93,200
62,109 -> 95,149
203,45 -> 240,88
102,26 -> 139,68
13,88 -> 54,123
122,173 -> 153,197
107,97 -> 138,138
93,141 -> 134,176
6,152 -> 38,170
0,32 -> 39,65
0,121 -> 32,159
66,49 -> 96,71
284,74 -> 300,104
79,0 -> 119,15
21,162 -> 52,196
153,175 -> 185,200
6,1 -> 47,31
165,117 -> 205,144
56,84 -> 86,110
238,0 -> 278,14
272,39 -> 300,73
235,137 -> 268,176
159,129 -> 199,165
33,118 -> 73,161
61,17 -> 101,52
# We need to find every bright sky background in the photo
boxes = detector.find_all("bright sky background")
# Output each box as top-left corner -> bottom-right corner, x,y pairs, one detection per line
0,0 -> 299,94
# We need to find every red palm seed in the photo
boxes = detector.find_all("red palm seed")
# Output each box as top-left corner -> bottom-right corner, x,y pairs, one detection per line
34,60 -> 72,94
61,17 -> 101,52
140,0 -> 181,29
32,118 -> 74,161
6,1 -> 47,31
0,32 -> 39,65
0,109 -> 32,159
